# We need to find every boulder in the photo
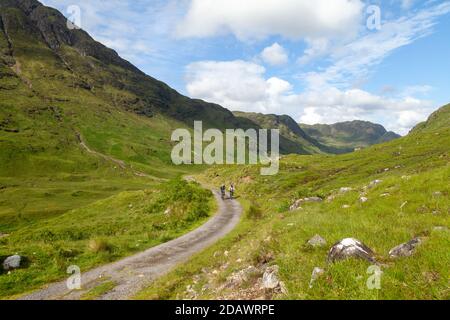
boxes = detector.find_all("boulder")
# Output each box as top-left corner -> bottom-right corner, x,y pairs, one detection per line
328,238 -> 376,263
309,267 -> 325,288
339,187 -> 353,194
262,265 -> 286,294
262,266 -> 280,289
225,266 -> 259,288
3,255 -> 21,270
307,235 -> 327,248
389,238 -> 422,259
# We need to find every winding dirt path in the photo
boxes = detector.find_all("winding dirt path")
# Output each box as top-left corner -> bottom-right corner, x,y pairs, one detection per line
19,189 -> 242,300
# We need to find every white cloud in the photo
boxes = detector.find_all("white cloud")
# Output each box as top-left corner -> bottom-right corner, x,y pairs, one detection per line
261,43 -> 289,66
185,60 -> 433,134
295,89 -> 433,135
185,60 -> 292,113
300,2 -> 450,88
176,0 -> 364,41
297,38 -> 330,65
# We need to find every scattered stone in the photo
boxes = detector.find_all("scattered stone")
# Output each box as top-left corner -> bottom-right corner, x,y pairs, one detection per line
340,187 -> 353,194
326,195 -> 335,202
380,193 -> 390,197
262,266 -> 280,289
401,175 -> 411,180
433,226 -> 448,232
128,204 -> 133,209
389,238 -> 422,259
360,197 -> 368,203
369,180 -> 383,188
309,267 -> 325,288
289,197 -> 323,211
384,168 -> 390,172
164,208 -> 171,215
307,235 -> 327,248
262,265 -> 287,294
304,197 -> 323,203
224,251 -> 229,257
342,205 -> 350,209
236,258 -> 242,263
3,255 -> 22,270
433,191 -> 442,197
289,199 -> 303,211
225,266 -> 259,288
0,233 -> 9,239
328,238 -> 376,263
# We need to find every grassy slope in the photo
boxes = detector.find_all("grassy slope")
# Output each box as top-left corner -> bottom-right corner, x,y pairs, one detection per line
0,4 -> 213,298
0,178 -> 215,298
138,105 -> 449,300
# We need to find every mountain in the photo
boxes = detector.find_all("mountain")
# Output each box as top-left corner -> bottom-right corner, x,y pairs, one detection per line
0,0 -> 319,161
299,120 -> 401,150
233,112 -> 353,154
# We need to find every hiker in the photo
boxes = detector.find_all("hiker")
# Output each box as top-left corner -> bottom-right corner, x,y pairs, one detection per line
220,184 -> 226,200
229,184 -> 235,200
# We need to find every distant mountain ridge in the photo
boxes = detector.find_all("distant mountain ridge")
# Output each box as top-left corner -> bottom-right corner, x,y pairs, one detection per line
233,112 -> 352,154
300,120 -> 401,150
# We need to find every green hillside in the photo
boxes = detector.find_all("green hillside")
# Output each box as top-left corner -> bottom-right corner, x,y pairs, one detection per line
300,120 -> 401,150
139,104 -> 449,300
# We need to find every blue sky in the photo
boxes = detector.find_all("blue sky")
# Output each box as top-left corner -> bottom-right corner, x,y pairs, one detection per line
41,0 -> 450,134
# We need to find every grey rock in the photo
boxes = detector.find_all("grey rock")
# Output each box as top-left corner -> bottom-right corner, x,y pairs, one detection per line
328,238 -> 376,263
225,266 -> 259,288
304,197 -> 323,203
389,238 -> 422,259
339,187 -> 353,193
262,265 -> 280,289
289,197 -> 323,211
307,235 -> 327,248
3,255 -> 21,270
289,199 -> 303,211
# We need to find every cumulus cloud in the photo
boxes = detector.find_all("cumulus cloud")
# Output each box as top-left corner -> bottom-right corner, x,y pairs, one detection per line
260,43 -> 289,66
185,60 -> 433,134
185,60 -> 292,113
176,0 -> 364,41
